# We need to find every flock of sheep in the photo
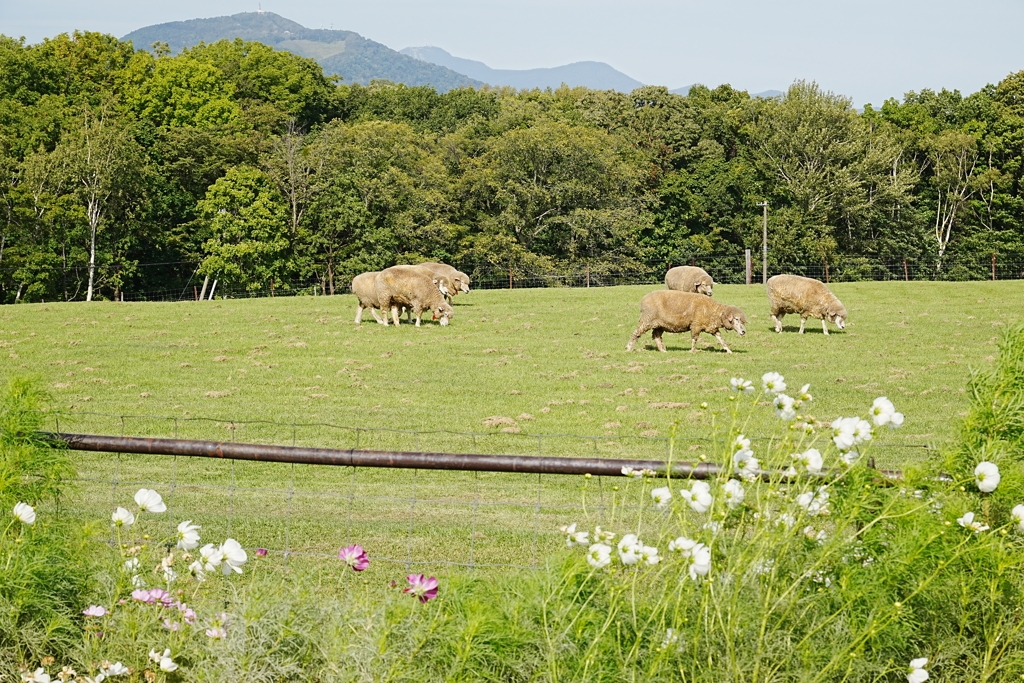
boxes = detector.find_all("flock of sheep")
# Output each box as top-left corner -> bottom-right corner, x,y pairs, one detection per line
350,262 -> 848,355
627,266 -> 848,354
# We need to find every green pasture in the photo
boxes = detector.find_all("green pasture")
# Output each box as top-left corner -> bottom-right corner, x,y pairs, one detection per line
2,280 -> 1021,572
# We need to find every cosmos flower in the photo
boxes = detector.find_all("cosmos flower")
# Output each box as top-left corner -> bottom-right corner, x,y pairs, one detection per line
13,502 -> 35,525
974,461 -> 1000,493
338,544 -> 370,571
404,574 -> 439,603
134,489 -> 166,513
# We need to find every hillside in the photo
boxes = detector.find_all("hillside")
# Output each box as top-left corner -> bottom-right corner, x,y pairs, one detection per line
400,46 -> 644,92
121,12 -> 483,91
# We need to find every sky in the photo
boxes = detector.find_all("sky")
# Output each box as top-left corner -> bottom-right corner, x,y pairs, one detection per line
3,0 -> 1023,107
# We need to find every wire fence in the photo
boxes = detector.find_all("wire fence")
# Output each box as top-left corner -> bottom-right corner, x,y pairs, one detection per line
39,409 -> 934,576
3,252 -> 1024,303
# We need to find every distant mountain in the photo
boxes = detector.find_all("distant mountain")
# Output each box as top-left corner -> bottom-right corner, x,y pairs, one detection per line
121,12 -> 483,91
400,46 -> 645,92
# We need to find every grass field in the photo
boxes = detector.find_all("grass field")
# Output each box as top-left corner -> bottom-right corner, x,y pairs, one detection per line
3,280 -> 1021,573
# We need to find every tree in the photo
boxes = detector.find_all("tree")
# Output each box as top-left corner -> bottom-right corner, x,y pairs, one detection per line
195,166 -> 290,291
123,53 -> 240,129
22,108 -> 148,300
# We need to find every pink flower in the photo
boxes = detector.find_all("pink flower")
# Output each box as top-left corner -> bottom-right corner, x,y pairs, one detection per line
132,588 -> 172,605
404,574 -> 439,603
82,605 -> 108,617
206,626 -> 227,639
255,548 -> 268,557
339,545 -> 370,571
162,618 -> 181,631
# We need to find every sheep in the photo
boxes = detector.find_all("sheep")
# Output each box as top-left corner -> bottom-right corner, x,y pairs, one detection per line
352,271 -> 389,324
766,274 -> 847,335
375,265 -> 455,327
665,266 -> 714,296
419,262 -> 471,300
626,290 -> 747,353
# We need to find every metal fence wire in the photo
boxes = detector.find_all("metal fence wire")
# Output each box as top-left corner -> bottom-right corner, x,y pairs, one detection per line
39,410 -> 932,575
5,253 -> 1023,303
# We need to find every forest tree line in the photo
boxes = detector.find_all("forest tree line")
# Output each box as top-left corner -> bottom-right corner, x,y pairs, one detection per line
1,31 -> 1023,302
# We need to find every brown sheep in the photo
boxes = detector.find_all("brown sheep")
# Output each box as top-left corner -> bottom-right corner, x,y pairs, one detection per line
766,274 -> 847,335
665,266 -> 714,296
352,271 -> 387,324
375,266 -> 455,327
419,262 -> 471,300
626,290 -> 747,353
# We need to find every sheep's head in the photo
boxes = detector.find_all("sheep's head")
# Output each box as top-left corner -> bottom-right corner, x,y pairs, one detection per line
696,278 -> 714,296
434,301 -> 455,326
829,301 -> 848,329
455,272 -> 471,293
432,277 -> 451,298
724,307 -> 747,336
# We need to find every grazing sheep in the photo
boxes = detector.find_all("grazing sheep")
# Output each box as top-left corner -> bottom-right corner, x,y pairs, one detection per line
352,271 -> 389,324
419,262 -> 471,299
766,274 -> 847,335
375,265 -> 455,327
626,290 -> 747,353
665,266 -> 714,296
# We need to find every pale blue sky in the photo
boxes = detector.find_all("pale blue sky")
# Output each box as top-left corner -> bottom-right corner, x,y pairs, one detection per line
2,0 -> 1022,107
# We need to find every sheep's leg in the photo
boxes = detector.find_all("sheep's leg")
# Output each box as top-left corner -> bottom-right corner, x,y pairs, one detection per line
390,305 -> 401,326
355,306 -> 364,324
653,328 -> 666,352
371,308 -> 385,325
413,306 -> 424,327
690,332 -> 700,353
626,322 -> 650,351
821,319 -> 829,336
715,332 -> 733,354
772,312 -> 783,333
798,317 -> 806,334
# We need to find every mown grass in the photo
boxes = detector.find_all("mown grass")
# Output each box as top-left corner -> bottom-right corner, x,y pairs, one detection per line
2,280 -> 1021,571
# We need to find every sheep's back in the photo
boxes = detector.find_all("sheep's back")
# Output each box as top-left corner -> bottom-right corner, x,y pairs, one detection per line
767,274 -> 834,315
640,290 -> 723,331
352,272 -> 381,307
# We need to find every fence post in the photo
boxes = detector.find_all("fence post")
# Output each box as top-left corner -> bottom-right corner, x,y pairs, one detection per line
509,268 -> 513,290
586,265 -> 590,288
903,259 -> 909,282
193,286 -> 198,301
270,279 -> 275,297
745,250 -> 752,285
992,253 -> 997,281
825,259 -> 829,284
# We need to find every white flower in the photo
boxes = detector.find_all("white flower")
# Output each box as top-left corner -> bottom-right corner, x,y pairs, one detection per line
658,627 -> 679,651
668,536 -> 697,555
13,502 -> 36,525
773,394 -> 797,420
723,479 -> 745,509
111,507 -> 135,528
594,526 -> 615,542
736,455 -> 761,481
560,523 -> 590,547
907,657 -> 929,683
793,448 -> 824,474
161,566 -> 178,583
199,543 -> 224,572
100,662 -> 129,677
974,461 -> 1000,493
840,450 -> 860,466
688,543 -> 712,580
762,372 -> 787,395
639,545 -> 661,565
220,538 -> 247,575
803,526 -> 827,543
957,511 -> 989,533
831,417 -> 858,450
1011,504 -> 1024,532
134,489 -> 166,513
680,481 -> 713,513
796,486 -> 831,515
871,396 -> 904,427
188,560 -> 206,580
734,434 -> 751,451
853,419 -> 873,444
22,667 -> 50,683
618,533 -> 641,565
587,543 -> 612,569
123,558 -> 140,572
176,520 -> 201,550
149,649 -> 177,673
797,384 -> 813,402
775,512 -> 796,529
730,377 -> 754,394
651,486 -> 673,509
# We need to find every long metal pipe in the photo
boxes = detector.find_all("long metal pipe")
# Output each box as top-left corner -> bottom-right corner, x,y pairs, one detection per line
42,432 -> 908,481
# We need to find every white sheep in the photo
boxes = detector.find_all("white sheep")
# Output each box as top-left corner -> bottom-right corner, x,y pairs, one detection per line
418,262 -> 471,301
626,290 -> 747,353
352,271 -> 387,324
766,274 -> 847,335
375,265 -> 455,327
665,266 -> 714,296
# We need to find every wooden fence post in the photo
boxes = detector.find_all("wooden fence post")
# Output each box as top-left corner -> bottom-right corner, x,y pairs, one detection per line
992,253 -> 997,281
745,250 -> 752,285
903,259 -> 909,282
509,268 -> 513,290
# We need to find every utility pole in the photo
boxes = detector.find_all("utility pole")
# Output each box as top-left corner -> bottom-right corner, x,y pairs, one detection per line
756,201 -> 768,284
